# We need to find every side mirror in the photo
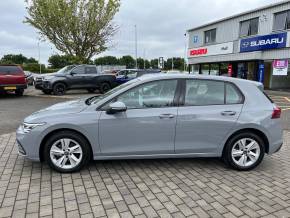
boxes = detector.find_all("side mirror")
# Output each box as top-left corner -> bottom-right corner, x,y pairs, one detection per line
106,101 -> 127,114
70,71 -> 76,76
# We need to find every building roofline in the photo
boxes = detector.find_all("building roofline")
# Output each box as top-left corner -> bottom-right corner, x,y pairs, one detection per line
187,0 -> 289,32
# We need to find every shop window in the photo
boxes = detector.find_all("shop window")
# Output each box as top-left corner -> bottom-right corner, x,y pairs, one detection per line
220,63 -> 229,76
210,64 -> 219,75
201,64 -> 210,75
240,18 -> 259,37
191,65 -> 200,75
273,10 -> 290,31
204,29 -> 216,44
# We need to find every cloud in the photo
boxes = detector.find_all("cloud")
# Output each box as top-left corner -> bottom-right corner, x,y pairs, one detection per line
0,0 -> 279,64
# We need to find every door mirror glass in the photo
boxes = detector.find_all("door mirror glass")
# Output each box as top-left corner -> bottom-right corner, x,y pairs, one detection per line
107,101 -> 127,114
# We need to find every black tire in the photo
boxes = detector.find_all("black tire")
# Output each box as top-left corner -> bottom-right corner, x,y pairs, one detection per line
223,132 -> 265,171
87,88 -> 97,93
99,82 -> 111,94
15,89 -> 24,96
43,130 -> 91,173
42,90 -> 52,95
53,83 -> 66,96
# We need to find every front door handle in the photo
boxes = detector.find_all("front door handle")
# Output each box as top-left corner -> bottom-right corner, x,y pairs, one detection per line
159,114 -> 175,119
221,111 -> 236,116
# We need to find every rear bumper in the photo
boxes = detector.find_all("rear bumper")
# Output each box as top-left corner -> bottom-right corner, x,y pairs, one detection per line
0,84 -> 27,90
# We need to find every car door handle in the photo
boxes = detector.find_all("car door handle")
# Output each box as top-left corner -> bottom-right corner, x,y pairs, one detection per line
159,114 -> 175,119
221,111 -> 236,116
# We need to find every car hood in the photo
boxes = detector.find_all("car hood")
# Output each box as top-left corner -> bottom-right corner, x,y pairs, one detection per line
24,99 -> 88,123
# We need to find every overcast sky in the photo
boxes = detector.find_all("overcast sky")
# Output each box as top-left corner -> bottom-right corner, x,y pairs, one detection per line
0,0 -> 279,64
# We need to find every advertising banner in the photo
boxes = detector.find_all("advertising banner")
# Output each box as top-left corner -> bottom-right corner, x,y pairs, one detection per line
273,60 -> 289,76
240,32 -> 287,53
188,42 -> 233,57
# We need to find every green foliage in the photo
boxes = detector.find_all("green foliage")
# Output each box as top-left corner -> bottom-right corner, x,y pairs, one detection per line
119,55 -> 135,69
48,54 -> 78,68
94,56 -> 119,65
25,0 -> 121,63
0,54 -> 38,65
22,63 -> 46,73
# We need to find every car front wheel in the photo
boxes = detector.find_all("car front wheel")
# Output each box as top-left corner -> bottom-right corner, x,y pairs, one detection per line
44,131 -> 91,173
223,132 -> 265,171
53,83 -> 66,95
15,89 -> 24,96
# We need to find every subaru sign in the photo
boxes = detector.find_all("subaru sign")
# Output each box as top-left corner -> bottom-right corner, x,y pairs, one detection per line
240,32 -> 287,53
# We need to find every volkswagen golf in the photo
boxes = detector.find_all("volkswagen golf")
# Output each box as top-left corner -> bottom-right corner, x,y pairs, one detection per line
16,74 -> 283,173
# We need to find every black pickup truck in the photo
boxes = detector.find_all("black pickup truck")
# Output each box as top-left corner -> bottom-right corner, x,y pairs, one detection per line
36,65 -> 117,95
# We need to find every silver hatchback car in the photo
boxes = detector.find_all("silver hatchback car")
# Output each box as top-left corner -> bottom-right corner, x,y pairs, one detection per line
16,74 -> 283,173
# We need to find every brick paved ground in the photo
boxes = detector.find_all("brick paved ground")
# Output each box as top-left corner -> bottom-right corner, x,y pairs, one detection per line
0,133 -> 290,217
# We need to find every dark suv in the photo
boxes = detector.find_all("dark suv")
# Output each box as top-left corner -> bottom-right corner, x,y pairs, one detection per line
0,65 -> 27,96
37,65 -> 117,95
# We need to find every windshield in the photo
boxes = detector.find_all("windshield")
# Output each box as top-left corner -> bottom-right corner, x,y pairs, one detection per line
86,79 -> 140,105
56,65 -> 75,74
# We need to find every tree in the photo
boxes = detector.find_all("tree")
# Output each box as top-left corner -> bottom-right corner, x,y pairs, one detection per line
119,55 -> 135,68
25,0 -> 121,63
150,59 -> 159,69
0,54 -> 38,65
1,54 -> 28,64
94,56 -> 119,65
48,54 -> 77,68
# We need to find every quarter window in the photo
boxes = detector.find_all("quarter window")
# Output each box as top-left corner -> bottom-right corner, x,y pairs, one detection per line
226,83 -> 243,104
273,10 -> 290,30
109,80 -> 178,109
185,80 -> 225,106
240,18 -> 259,37
204,29 -> 216,44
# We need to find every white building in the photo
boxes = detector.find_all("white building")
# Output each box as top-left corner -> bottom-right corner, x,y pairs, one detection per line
187,0 -> 290,89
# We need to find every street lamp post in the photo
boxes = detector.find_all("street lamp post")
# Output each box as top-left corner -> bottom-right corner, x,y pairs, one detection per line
38,41 -> 42,74
184,33 -> 187,72
134,25 -> 138,69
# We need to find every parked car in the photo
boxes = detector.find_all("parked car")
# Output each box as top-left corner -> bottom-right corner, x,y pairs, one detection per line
0,65 -> 27,96
36,65 -> 117,95
16,74 -> 282,173
24,71 -> 35,86
116,69 -> 161,84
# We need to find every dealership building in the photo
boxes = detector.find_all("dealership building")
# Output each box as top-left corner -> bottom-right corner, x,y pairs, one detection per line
187,0 -> 290,89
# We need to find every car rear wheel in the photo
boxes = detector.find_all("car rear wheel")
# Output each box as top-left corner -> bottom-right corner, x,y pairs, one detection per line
44,131 -> 91,173
223,132 -> 265,171
87,88 -> 97,93
53,83 -> 66,96
42,90 -> 52,95
100,82 -> 111,94
15,89 -> 24,96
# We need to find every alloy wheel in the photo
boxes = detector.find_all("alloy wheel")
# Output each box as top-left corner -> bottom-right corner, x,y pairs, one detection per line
49,138 -> 83,170
231,138 -> 261,167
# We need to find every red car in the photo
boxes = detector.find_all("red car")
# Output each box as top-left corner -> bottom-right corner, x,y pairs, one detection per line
0,65 -> 27,96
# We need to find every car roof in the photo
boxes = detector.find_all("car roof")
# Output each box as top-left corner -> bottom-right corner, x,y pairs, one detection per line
138,74 -> 263,88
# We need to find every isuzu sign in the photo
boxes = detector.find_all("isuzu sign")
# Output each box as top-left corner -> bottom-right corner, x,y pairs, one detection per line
188,42 -> 234,57
240,32 -> 287,53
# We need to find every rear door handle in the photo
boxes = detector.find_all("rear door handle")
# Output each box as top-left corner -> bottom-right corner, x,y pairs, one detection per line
221,111 -> 236,116
159,114 -> 175,119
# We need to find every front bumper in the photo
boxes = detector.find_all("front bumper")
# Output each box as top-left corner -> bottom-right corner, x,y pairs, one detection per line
16,126 -> 43,161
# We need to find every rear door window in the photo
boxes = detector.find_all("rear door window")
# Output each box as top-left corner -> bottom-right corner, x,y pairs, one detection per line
85,67 -> 97,74
185,80 -> 225,106
0,66 -> 22,75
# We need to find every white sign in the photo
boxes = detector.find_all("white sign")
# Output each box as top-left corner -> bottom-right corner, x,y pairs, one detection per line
273,60 -> 288,76
188,42 -> 234,58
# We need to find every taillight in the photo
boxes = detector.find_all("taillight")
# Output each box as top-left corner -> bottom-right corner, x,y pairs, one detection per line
272,106 -> 281,119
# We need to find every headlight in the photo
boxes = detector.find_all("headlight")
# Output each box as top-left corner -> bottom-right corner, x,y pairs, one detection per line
21,122 -> 46,133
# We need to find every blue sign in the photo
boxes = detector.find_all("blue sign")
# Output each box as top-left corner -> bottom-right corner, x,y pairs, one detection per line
258,62 -> 265,83
193,35 -> 198,43
240,32 -> 287,53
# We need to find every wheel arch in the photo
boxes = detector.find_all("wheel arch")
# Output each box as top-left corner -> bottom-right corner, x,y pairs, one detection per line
39,128 -> 93,162
222,128 -> 270,156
